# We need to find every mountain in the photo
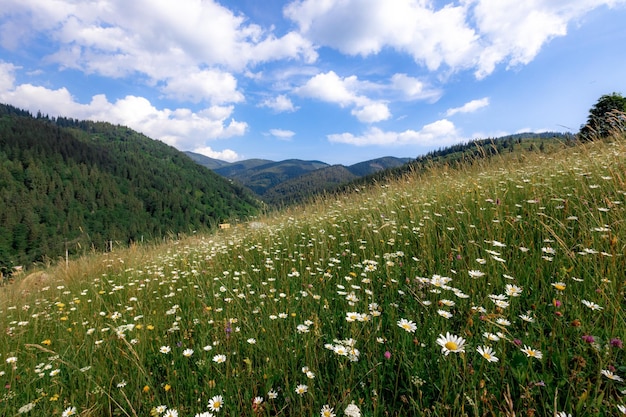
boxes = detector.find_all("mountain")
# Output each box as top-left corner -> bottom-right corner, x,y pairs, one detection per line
347,156 -> 413,176
0,103 -> 259,273
262,165 -> 358,206
214,159 -> 330,196
190,155 -> 414,202
184,151 -> 232,169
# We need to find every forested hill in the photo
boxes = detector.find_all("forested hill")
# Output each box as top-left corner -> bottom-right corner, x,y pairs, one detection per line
0,104 -> 259,273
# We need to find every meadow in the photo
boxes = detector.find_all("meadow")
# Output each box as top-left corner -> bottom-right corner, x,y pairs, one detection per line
1,135 -> 625,417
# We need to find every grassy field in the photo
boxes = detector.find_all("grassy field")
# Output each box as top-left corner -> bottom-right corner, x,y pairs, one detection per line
1,135 -> 625,416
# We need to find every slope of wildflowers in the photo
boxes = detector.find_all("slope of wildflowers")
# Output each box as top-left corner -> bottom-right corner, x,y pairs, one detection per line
1,137 -> 625,417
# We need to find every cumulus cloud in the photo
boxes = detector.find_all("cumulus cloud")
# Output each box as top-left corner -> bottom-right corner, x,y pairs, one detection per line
0,80 -> 247,150
328,119 -> 461,147
285,0 -> 624,78
269,129 -> 295,140
0,0 -> 317,103
192,146 -> 241,162
296,71 -> 391,122
259,94 -> 298,113
446,97 -> 490,117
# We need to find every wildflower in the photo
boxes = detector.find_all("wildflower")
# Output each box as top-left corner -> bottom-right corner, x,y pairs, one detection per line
520,345 -> 543,360
159,346 -> 171,354
208,395 -> 224,412
601,369 -> 624,382
42,339 -> 52,346
610,338 -> 623,349
476,346 -> 499,362
519,313 -> 534,323
320,404 -> 336,417
617,404 -> 626,415
195,413 -> 214,417
397,318 -> 417,333
295,384 -> 308,395
50,369 -> 61,377
62,407 -> 77,417
552,282 -> 566,291
6,356 -> 17,364
468,270 -> 485,278
155,405 -> 167,414
253,397 -> 263,406
213,354 -> 226,364
384,351 -> 391,359
267,389 -> 278,399
436,332 -> 466,355
495,318 -> 511,327
164,409 -> 178,417
505,284 -> 523,297
581,299 -> 603,310
344,402 -> 361,417
556,412 -> 572,417
17,402 -> 36,414
182,349 -> 194,357
581,335 -> 595,343
483,332 -> 500,342
437,310 -> 453,319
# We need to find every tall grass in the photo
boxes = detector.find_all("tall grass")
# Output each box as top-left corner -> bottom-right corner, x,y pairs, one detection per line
1,136 -> 625,417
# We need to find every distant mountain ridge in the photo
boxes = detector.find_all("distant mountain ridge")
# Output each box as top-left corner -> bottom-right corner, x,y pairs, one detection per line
186,152 -> 412,202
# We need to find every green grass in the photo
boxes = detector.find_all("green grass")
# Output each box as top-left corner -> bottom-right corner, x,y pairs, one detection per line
1,136 -> 625,417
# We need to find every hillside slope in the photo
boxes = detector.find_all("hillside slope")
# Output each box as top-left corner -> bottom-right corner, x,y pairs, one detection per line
0,104 -> 259,272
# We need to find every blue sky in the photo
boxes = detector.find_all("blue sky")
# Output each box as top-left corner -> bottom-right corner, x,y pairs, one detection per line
1,0 -> 625,165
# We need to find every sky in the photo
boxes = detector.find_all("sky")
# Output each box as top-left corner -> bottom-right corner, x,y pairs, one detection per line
1,0 -> 626,165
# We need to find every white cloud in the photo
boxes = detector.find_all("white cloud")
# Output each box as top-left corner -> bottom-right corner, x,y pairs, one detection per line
296,70 -> 390,122
259,94 -> 298,113
328,119 -> 461,147
161,69 -> 244,105
193,146 -> 241,162
269,129 -> 295,140
285,0 -> 625,78
0,61 -> 18,91
390,73 -> 441,102
351,102 -> 391,123
0,82 -> 247,150
296,71 -> 357,106
446,98 -> 490,117
0,0 -> 317,103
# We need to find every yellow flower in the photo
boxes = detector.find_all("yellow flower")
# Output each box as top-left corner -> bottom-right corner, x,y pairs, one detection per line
143,385 -> 150,393
164,384 -> 171,392
42,339 -> 52,346
552,282 -> 566,291
49,393 -> 59,401
147,325 -> 155,331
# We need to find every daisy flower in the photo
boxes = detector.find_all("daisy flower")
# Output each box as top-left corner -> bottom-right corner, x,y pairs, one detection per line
267,389 -> 278,399
581,299 -> 603,310
476,346 -> 499,362
551,282 -> 566,291
436,332 -> 466,355
213,354 -> 226,364
483,332 -> 500,342
505,284 -> 523,297
437,310 -> 453,319
320,404 -> 336,417
468,270 -> 485,278
164,409 -> 178,417
208,395 -> 224,412
182,349 -> 194,357
295,384 -> 308,395
62,407 -> 77,417
519,313 -> 535,323
159,346 -> 171,354
601,369 -> 624,382
520,345 -> 543,360
397,318 -> 417,333
195,412 -> 214,417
